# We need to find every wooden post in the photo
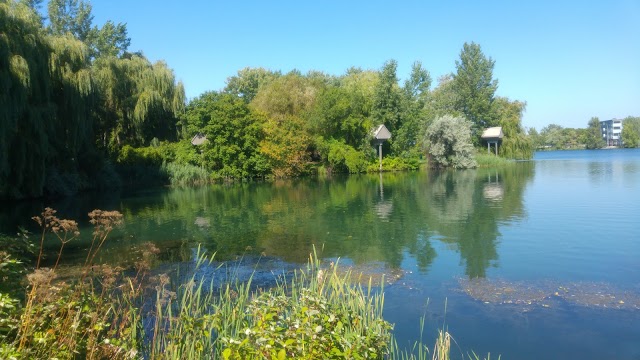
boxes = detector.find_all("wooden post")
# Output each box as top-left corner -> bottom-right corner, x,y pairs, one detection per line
379,143 -> 383,172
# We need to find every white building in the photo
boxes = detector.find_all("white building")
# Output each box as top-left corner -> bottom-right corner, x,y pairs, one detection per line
600,119 -> 623,147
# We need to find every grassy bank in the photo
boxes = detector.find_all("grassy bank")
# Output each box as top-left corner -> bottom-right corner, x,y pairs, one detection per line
474,153 -> 513,168
1,209 -> 497,359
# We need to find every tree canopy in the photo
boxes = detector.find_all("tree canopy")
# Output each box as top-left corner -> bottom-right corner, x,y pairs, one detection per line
452,42 -> 498,140
2,0 -> 546,199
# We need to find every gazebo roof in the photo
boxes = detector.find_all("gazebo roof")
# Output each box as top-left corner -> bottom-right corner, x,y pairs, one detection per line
372,124 -> 392,140
481,127 -> 503,140
191,133 -> 207,146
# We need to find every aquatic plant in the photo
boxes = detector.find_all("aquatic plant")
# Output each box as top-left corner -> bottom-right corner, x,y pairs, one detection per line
1,209 -> 496,359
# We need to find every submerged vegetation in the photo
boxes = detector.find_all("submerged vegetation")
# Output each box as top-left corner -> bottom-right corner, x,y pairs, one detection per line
0,208 -> 497,359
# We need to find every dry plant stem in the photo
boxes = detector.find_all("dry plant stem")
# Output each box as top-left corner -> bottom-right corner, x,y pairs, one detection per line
36,224 -> 46,269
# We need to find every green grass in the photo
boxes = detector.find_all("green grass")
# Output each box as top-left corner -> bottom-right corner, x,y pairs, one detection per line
162,161 -> 209,186
474,153 -> 513,168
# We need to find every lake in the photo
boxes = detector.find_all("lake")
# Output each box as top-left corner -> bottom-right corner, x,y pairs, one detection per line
2,149 -> 640,359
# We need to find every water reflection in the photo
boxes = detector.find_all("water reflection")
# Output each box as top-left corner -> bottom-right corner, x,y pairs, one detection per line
1,163 -> 535,279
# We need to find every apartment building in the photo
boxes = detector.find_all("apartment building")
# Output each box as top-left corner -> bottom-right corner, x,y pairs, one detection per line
600,119 -> 623,146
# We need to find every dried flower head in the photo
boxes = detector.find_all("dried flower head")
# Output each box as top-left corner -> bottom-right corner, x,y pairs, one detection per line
89,209 -> 123,237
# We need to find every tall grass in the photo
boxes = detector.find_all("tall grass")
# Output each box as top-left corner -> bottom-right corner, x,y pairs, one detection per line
474,153 -> 512,168
162,161 -> 209,186
2,209 -> 499,359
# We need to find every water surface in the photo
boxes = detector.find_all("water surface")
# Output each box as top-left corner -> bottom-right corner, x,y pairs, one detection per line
2,149 -> 640,359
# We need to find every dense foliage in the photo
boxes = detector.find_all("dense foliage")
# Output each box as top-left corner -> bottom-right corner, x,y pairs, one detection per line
425,115 -> 477,169
3,0 -> 549,199
1,0 -> 183,199
622,116 -> 640,148
585,117 -> 606,149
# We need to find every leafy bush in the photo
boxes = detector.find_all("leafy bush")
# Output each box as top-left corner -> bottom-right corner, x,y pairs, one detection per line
367,156 -> 421,172
221,288 -> 392,359
320,139 -> 370,174
425,115 -> 477,169
116,145 -> 164,166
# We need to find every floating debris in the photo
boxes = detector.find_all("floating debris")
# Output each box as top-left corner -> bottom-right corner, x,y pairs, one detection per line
458,278 -> 640,310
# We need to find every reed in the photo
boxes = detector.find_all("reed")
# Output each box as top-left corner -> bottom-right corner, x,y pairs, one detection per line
475,153 -> 512,167
2,209 -> 499,359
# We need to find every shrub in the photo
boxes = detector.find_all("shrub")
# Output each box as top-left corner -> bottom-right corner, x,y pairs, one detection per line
425,115 -> 477,169
367,156 -> 421,172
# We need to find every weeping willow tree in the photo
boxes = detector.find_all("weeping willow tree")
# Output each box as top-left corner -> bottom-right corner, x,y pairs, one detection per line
1,1 -> 55,198
93,54 -> 185,150
1,1 -> 100,198
47,34 -> 95,175
493,97 -> 533,160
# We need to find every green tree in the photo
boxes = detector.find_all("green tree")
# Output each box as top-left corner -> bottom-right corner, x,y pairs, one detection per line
19,0 -> 45,24
1,0 -> 101,198
527,127 -> 541,149
394,61 -> 431,155
92,54 -> 185,149
585,117 -> 605,149
308,85 -> 372,149
184,92 -> 267,178
428,75 -> 460,117
1,0 -> 54,198
87,20 -> 130,59
250,72 -> 322,177
452,42 -> 498,142
224,67 -> 281,103
372,60 -> 403,136
47,0 -> 93,41
250,71 -> 321,119
259,115 -> 312,177
539,124 -> 565,149
48,0 -> 129,60
621,116 -> 640,148
492,97 -> 533,159
425,115 -> 477,169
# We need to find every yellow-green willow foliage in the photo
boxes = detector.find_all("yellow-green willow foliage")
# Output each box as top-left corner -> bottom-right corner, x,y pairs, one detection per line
493,97 -> 533,160
48,34 -> 95,168
93,55 -> 185,149
0,2 -> 101,198
1,1 -> 55,198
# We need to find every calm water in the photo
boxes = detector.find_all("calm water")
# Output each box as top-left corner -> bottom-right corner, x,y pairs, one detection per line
2,149 -> 640,359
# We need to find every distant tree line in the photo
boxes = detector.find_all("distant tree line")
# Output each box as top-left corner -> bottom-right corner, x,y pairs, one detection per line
2,0 -> 533,199
528,116 -> 640,150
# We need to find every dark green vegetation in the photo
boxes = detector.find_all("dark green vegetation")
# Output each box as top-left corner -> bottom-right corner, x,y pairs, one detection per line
2,0 -> 537,200
1,0 -> 184,199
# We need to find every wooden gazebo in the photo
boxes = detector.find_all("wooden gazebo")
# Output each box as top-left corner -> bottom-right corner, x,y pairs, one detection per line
372,124 -> 391,171
481,127 -> 503,155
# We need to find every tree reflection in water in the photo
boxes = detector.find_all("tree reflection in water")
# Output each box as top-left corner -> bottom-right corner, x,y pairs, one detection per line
1,163 -> 535,279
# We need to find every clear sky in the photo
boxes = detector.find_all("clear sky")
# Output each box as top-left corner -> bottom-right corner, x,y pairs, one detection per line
86,0 -> 640,130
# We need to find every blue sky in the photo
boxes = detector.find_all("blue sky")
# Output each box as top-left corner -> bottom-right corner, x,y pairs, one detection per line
86,0 -> 639,130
